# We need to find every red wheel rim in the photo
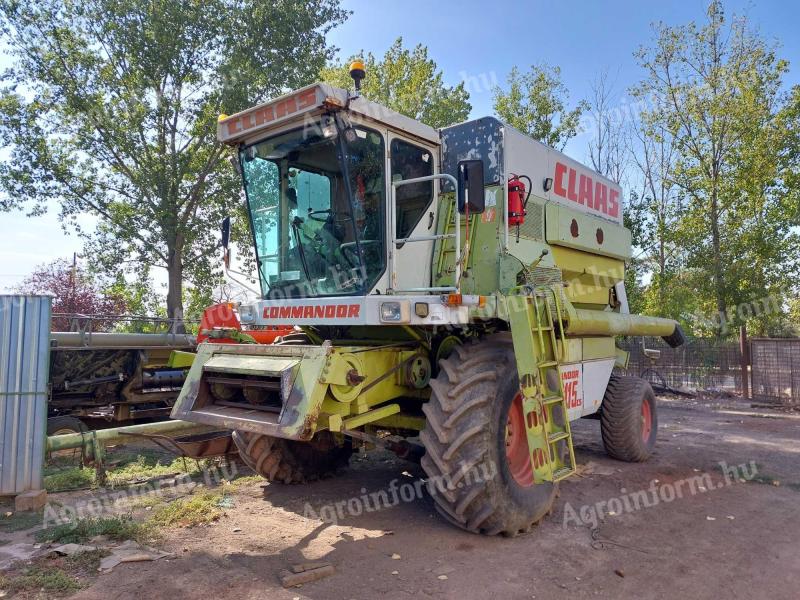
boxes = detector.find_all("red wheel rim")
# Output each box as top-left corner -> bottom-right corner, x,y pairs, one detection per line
505,393 -> 534,487
641,398 -> 653,442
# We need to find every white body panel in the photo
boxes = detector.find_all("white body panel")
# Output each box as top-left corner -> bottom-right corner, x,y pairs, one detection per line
241,295 -> 471,327
560,358 -> 617,420
503,126 -> 623,226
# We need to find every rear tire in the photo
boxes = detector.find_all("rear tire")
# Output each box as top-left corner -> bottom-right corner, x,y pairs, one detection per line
232,431 -> 352,483
420,333 -> 557,536
600,375 -> 657,462
47,415 -> 87,436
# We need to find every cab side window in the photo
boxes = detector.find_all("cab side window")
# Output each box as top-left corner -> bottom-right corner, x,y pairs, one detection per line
391,139 -> 433,238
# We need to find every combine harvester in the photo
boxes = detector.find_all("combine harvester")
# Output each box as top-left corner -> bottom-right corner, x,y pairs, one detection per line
172,63 -> 685,536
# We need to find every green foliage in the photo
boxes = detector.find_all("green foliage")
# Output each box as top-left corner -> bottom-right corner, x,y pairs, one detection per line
44,465 -> 95,492
322,37 -> 471,128
105,454 -> 201,488
0,566 -> 81,595
629,1 -> 800,337
0,510 -> 43,533
36,515 -> 144,544
147,490 -> 224,528
0,0 -> 348,320
493,64 -> 588,150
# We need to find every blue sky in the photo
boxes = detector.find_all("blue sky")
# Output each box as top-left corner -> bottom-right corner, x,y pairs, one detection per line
1,0 -> 798,291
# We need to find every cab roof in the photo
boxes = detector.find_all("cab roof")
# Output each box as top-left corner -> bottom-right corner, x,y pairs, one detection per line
217,83 -> 441,147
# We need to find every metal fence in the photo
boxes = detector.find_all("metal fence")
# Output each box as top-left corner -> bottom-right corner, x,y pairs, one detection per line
0,295 -> 50,495
750,338 -> 800,405
618,337 -> 743,394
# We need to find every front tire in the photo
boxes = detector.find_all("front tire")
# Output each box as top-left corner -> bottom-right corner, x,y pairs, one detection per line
600,375 -> 658,462
232,431 -> 352,483
420,333 -> 557,536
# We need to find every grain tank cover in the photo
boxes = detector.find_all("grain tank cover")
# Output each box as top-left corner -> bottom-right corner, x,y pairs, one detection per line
441,117 -> 623,226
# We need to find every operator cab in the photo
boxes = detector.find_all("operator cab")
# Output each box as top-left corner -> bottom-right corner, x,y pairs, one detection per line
219,83 -> 448,300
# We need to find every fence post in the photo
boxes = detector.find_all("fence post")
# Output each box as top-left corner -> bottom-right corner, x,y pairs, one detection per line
739,325 -> 749,400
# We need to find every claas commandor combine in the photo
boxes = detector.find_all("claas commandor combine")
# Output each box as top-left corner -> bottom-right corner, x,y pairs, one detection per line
173,63 -> 684,536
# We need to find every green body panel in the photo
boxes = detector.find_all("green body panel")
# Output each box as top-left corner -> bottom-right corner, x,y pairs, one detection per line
545,203 -> 632,261
168,350 -> 196,368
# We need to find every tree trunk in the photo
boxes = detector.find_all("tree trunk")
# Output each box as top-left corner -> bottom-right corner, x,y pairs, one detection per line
167,247 -> 185,333
709,189 -> 727,337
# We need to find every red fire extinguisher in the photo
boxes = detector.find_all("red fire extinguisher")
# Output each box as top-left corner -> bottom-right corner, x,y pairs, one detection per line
508,174 -> 532,241
508,175 -> 527,226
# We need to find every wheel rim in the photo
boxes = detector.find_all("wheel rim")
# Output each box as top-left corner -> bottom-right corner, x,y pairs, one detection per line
641,397 -> 653,442
505,392 -> 534,487
51,427 -> 80,436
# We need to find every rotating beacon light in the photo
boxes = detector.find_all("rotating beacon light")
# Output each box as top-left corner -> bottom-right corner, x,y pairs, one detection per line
349,59 -> 366,98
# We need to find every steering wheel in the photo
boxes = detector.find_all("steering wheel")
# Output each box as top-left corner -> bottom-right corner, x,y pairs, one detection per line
307,208 -> 331,222
340,240 -> 381,267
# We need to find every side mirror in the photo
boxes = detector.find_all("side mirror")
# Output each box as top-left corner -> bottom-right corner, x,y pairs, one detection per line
457,159 -> 485,214
221,216 -> 231,249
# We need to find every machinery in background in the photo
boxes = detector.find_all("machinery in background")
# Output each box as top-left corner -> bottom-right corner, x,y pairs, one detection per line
47,329 -> 196,435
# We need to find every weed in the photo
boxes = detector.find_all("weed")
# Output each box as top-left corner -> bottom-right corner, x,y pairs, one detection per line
225,475 -> 264,490
0,565 -> 81,595
64,548 -> 110,572
36,515 -> 144,545
44,466 -> 96,492
147,490 -> 224,528
129,494 -> 167,509
106,455 -> 202,488
0,511 -> 42,533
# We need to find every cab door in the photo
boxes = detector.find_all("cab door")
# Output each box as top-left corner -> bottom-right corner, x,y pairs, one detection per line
387,135 -> 439,292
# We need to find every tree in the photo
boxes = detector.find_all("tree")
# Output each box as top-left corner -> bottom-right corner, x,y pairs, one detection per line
0,0 -> 348,327
493,64 -> 588,151
321,37 -> 471,128
587,70 -> 628,185
16,258 -> 127,331
633,1 -> 800,337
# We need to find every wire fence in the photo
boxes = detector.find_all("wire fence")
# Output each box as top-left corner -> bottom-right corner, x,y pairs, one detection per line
750,338 -> 800,405
617,337 -> 743,394
51,313 -> 201,334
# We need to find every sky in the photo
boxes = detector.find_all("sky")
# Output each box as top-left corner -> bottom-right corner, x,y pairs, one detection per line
1,0 -> 798,292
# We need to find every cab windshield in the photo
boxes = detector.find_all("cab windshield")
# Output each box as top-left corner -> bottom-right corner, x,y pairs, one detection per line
241,121 -> 385,298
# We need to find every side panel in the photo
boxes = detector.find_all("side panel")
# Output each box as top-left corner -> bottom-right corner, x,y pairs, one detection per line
581,358 -> 616,417
561,357 -> 616,420
503,125 -> 623,226
545,203 -> 631,261
560,363 -> 584,421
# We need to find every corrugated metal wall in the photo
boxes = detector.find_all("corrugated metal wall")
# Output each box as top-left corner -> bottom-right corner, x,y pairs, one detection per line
0,295 -> 51,495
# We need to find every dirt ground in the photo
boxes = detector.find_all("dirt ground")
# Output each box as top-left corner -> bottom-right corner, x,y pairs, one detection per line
9,394 -> 800,599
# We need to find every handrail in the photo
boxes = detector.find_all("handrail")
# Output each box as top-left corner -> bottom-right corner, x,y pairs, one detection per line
390,173 -> 460,294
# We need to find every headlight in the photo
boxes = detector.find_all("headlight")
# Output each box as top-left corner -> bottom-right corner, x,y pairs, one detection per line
238,304 -> 256,323
380,302 -> 403,322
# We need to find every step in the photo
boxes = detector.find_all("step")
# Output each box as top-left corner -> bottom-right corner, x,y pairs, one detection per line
547,431 -> 570,444
542,394 -> 562,405
537,361 -> 558,368
552,467 -> 574,481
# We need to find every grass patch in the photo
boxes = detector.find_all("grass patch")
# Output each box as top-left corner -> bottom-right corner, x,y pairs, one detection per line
0,550 -> 108,597
44,465 -> 96,492
105,454 -> 201,488
225,475 -> 264,490
0,510 -> 42,533
0,565 -> 81,595
147,490 -> 224,528
64,548 -> 110,571
129,494 -> 167,509
35,515 -> 145,545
